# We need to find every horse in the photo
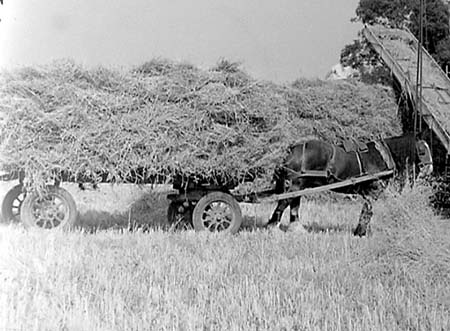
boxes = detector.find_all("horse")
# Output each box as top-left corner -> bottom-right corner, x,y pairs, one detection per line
268,133 -> 433,236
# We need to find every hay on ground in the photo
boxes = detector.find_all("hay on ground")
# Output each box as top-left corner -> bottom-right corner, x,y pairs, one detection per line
359,183 -> 450,309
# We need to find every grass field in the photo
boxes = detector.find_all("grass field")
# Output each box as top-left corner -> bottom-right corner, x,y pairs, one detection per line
1,183 -> 449,330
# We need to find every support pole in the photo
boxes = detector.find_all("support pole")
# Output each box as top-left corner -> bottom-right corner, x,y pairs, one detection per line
414,0 -> 425,136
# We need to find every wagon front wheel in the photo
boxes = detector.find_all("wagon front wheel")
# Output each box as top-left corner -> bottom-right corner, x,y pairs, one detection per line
20,186 -> 77,230
192,192 -> 242,234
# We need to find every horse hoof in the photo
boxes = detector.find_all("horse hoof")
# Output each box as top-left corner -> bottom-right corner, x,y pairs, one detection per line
287,222 -> 307,233
279,224 -> 289,232
353,225 -> 366,237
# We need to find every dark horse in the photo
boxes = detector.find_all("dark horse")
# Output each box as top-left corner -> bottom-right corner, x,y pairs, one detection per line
268,134 -> 433,236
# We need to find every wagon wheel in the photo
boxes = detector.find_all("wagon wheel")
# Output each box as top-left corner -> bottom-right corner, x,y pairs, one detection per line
192,192 -> 242,234
20,186 -> 77,230
1,184 -> 26,223
168,201 -> 193,231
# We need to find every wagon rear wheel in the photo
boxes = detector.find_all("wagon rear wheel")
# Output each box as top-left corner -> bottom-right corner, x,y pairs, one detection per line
168,201 -> 193,231
20,186 -> 77,230
1,184 -> 26,223
192,192 -> 242,234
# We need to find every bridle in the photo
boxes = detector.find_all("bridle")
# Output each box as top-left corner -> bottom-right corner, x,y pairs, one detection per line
416,140 -> 433,176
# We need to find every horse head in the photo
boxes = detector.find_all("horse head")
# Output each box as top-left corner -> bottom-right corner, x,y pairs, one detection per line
416,139 -> 433,177
383,134 -> 433,178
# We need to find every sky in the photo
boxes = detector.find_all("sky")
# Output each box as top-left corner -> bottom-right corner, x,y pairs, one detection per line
0,0 -> 362,83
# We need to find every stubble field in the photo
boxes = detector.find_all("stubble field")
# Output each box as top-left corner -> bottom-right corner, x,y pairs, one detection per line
1,182 -> 449,331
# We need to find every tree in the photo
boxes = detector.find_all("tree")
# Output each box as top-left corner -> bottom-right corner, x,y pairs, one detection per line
409,0 -> 450,55
342,0 -> 450,83
340,38 -> 393,85
435,36 -> 450,69
355,0 -> 411,27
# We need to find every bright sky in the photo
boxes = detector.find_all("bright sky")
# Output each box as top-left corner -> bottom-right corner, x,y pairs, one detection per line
0,0 -> 361,83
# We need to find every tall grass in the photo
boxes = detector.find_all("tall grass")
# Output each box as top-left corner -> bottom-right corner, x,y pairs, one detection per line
360,182 -> 450,316
1,186 -> 449,330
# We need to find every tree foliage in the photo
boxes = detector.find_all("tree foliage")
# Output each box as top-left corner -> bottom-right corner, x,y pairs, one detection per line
408,0 -> 450,55
355,0 -> 411,27
342,0 -> 450,83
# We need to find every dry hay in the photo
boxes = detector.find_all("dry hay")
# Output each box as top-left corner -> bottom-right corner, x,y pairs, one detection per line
0,59 -> 401,190
359,183 -> 450,308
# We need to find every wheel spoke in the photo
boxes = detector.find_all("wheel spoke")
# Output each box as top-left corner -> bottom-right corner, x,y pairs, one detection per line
206,221 -> 215,230
55,212 -> 66,222
29,194 -> 64,228
221,216 -> 232,224
220,221 -> 230,230
16,194 -> 25,203
36,215 -> 45,227
204,214 -> 216,223
200,201 -> 233,231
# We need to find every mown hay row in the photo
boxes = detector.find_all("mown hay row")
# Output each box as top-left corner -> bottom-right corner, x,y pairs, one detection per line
0,59 -> 401,189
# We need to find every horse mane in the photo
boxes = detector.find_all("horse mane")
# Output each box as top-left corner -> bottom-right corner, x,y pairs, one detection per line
383,133 -> 416,172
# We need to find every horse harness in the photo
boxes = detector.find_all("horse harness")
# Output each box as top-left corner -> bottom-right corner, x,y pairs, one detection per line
283,138 -> 396,181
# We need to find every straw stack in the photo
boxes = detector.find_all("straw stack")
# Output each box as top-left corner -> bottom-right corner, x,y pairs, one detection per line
0,59 -> 401,189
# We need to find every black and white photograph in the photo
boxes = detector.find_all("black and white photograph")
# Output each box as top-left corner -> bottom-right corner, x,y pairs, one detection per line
0,0 -> 449,330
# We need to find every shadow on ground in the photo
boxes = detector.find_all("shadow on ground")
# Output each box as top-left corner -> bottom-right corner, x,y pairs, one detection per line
73,187 -> 275,233
77,199 -> 275,233
75,190 -> 171,232
304,221 -> 353,234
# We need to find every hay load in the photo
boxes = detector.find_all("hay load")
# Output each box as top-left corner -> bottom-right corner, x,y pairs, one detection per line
0,59 -> 401,189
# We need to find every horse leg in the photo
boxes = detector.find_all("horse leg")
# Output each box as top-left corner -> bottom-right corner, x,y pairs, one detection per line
289,197 -> 301,223
268,199 -> 290,227
278,197 -> 305,232
354,198 -> 371,237
353,197 -> 373,236
354,181 -> 385,236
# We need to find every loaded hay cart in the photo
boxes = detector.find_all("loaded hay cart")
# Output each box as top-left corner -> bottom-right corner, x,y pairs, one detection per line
0,60 -> 403,232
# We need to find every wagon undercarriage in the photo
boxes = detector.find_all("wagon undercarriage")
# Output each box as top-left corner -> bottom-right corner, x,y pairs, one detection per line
1,169 -> 394,233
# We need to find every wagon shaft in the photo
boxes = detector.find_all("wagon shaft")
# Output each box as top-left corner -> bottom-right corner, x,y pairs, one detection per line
258,170 -> 394,203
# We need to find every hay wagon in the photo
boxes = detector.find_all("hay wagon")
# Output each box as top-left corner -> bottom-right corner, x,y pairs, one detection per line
1,167 -> 393,233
